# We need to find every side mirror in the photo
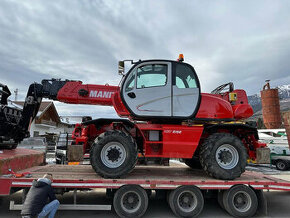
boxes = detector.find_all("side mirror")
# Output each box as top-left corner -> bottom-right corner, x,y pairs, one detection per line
118,61 -> 125,75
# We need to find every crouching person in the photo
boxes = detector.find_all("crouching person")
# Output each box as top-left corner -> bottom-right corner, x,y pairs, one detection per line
21,173 -> 60,218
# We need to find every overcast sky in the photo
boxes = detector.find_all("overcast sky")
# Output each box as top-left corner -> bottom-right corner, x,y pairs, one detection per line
0,0 -> 289,118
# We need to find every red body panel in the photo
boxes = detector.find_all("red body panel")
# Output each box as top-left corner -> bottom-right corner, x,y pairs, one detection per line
196,91 -> 253,120
0,179 -> 11,195
196,93 -> 234,119
162,125 -> 204,158
135,123 -> 204,158
112,90 -> 130,117
232,104 -> 253,120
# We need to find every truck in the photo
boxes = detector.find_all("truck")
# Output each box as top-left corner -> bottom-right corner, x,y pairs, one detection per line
0,55 -> 267,180
0,148 -> 289,218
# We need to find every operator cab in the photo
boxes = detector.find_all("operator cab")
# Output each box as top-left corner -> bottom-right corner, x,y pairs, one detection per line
120,55 -> 201,120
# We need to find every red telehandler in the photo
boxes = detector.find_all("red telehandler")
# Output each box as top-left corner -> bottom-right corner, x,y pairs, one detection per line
0,55 -> 267,180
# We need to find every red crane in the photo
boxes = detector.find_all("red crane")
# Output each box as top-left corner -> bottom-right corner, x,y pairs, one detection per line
0,55 -> 266,180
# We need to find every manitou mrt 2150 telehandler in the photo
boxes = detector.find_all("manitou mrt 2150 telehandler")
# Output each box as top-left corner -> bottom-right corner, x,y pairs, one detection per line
0,55 -> 267,180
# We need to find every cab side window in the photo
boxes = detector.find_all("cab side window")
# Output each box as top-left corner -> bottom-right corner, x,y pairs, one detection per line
175,64 -> 197,88
125,68 -> 136,92
137,64 -> 167,89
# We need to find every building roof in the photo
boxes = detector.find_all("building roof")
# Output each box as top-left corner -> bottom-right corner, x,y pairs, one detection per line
13,101 -> 61,124
13,101 -> 52,112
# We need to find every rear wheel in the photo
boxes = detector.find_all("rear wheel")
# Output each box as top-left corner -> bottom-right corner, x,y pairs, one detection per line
90,130 -> 137,178
223,185 -> 258,217
168,186 -> 204,218
168,190 -> 176,215
275,160 -> 289,171
200,133 -> 247,180
113,185 -> 148,218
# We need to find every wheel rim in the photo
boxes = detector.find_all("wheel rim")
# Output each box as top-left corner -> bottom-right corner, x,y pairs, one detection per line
277,161 -> 285,169
177,190 -> 198,213
101,142 -> 126,168
232,191 -> 252,213
120,191 -> 141,213
215,144 -> 239,170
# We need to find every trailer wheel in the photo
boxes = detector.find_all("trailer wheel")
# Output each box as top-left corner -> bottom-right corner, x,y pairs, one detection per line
90,130 -> 137,178
200,133 -> 247,180
275,160 -> 289,171
168,186 -> 204,218
113,185 -> 148,218
168,190 -> 176,215
223,185 -> 258,217
217,190 -> 225,210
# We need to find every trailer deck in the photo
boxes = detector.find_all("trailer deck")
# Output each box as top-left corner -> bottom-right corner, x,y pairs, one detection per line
1,164 -> 290,196
1,162 -> 290,217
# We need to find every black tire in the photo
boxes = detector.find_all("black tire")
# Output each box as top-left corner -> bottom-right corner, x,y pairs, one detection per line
113,185 -> 148,218
217,190 -> 225,210
199,133 -> 247,180
223,185 -> 258,217
90,130 -> 137,178
275,160 -> 289,171
168,186 -> 204,218
146,189 -> 152,198
168,190 -> 176,215
183,156 -> 202,169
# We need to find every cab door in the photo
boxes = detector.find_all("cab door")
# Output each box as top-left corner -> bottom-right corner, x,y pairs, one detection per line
122,62 -> 172,117
172,63 -> 201,118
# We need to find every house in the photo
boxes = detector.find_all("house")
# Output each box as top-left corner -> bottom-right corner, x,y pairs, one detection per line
13,101 -> 74,137
60,116 -> 83,126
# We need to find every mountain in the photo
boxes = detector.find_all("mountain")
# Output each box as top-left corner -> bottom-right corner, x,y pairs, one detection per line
247,84 -> 290,119
278,84 -> 290,99
248,94 -> 262,113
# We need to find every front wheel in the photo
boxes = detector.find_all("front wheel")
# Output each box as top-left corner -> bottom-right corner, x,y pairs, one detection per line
199,133 -> 247,180
90,130 -> 137,178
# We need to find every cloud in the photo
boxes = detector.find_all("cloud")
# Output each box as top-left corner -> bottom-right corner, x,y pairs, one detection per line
0,0 -> 289,117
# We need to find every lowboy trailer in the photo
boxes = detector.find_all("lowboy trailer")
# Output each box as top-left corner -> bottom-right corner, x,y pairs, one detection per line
1,163 -> 290,217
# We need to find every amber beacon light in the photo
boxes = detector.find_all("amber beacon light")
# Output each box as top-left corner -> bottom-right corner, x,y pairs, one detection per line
178,54 -> 184,62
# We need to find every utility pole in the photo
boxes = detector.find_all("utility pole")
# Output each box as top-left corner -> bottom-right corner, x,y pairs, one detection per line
14,88 -> 18,101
